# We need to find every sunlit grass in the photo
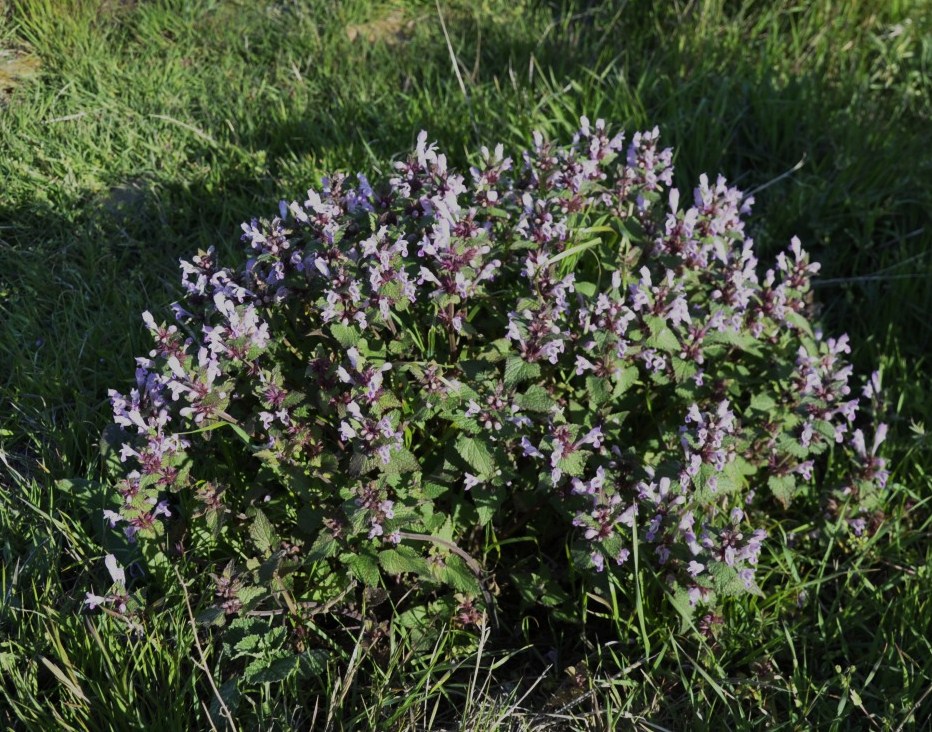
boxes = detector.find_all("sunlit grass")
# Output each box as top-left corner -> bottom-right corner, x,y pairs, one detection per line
1,0 -> 930,728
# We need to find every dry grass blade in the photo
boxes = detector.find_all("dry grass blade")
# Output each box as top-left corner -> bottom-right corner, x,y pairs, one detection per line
174,567 -> 240,732
346,8 -> 416,46
0,49 -> 40,102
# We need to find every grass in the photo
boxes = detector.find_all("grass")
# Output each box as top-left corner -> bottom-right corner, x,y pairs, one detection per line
1,0 -> 930,728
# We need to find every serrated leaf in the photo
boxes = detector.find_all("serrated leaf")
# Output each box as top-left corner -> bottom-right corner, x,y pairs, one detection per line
720,461 -> 745,494
455,435 -> 495,477
586,376 -> 611,406
236,586 -> 266,609
669,586 -> 699,633
233,633 -> 264,656
379,547 -> 430,576
706,327 -> 762,354
515,384 -> 554,413
306,530 -> 338,561
348,451 -> 374,476
768,474 -> 797,507
671,357 -> 698,383
708,562 -> 746,597
330,323 -> 360,348
343,551 -> 380,587
298,650 -> 329,677
504,356 -> 541,388
600,533 -> 624,560
440,555 -> 479,593
776,433 -> 809,459
422,479 -> 450,499
557,451 -> 588,478
511,570 -> 574,621
813,420 -> 836,442
244,652 -> 301,684
434,514 -> 456,544
100,424 -> 129,476
382,447 -> 420,475
249,509 -> 277,557
691,464 -> 734,502
257,553 -> 285,585
644,315 -> 680,352
388,336 -> 410,355
474,337 -> 511,363
377,392 -> 402,410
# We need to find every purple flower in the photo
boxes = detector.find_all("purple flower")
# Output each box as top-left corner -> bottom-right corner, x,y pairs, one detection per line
520,436 -> 543,459
590,551 -> 605,573
84,593 -> 108,610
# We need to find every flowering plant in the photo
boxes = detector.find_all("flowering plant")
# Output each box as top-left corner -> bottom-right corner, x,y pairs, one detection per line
87,118 -> 887,687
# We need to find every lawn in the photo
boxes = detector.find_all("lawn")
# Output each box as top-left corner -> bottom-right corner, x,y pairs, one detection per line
1,0 -> 930,728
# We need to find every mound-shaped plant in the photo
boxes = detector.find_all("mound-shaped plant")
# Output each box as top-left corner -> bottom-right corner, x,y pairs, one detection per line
87,119 -> 888,688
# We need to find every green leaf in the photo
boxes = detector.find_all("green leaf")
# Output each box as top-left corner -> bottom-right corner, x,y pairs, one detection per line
512,571 -> 569,608
298,650 -> 329,678
813,420 -> 836,442
613,365 -> 639,395
422,479 -> 450,500
708,563 -> 746,597
382,447 -> 421,476
644,315 -> 680,353
244,652 -> 301,684
574,280 -> 598,297
586,376 -> 611,406
785,310 -> 813,336
669,586 -> 698,633
349,451 -> 384,476
749,393 -> 776,412
99,424 -> 127,476
209,678 -> 240,722
691,464 -> 738,502
330,323 -> 360,348
249,509 -> 277,557
185,418 -> 252,445
515,384 -> 555,413
471,484 -> 504,526
440,555 -> 479,593
768,474 -> 797,507
474,338 -> 512,363
236,586 -> 266,610
455,435 -> 495,477
777,433 -> 809,459
306,530 -> 338,561
197,607 -> 227,627
672,357 -> 698,383
504,356 -> 541,388
342,551 -> 381,587
377,392 -> 402,411
233,632 -> 264,657
557,451 -> 588,478
379,547 -> 430,576
705,327 -> 762,354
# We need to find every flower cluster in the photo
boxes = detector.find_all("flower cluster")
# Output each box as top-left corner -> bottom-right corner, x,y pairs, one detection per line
90,119 -> 889,666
